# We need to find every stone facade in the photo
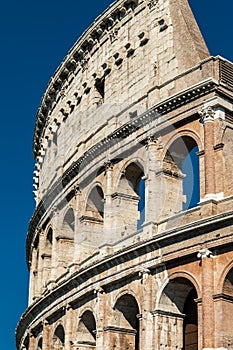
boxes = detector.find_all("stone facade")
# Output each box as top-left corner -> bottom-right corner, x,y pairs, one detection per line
16,1 -> 233,350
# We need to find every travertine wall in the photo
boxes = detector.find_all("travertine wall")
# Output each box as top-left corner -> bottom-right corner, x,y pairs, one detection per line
16,1 -> 233,350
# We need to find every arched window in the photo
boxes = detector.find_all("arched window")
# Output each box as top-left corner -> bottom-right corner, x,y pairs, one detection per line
137,176 -> 145,229
42,228 -> 53,287
113,294 -> 140,350
53,325 -> 65,350
76,311 -> 96,347
63,208 -> 75,237
163,136 -> 200,214
22,335 -> 29,350
46,227 -> 53,247
117,162 -> 145,232
86,185 -> 104,219
182,144 -> 200,210
217,267 -> 233,349
37,337 -> 42,350
158,277 -> 198,350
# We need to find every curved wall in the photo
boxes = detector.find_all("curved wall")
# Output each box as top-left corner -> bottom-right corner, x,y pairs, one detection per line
16,1 -> 233,350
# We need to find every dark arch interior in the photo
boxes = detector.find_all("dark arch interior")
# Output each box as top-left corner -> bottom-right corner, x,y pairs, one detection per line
160,278 -> 198,350
183,288 -> 198,350
46,228 -> 53,245
54,325 -> 65,346
23,335 -> 29,350
114,294 -> 140,350
77,310 -> 96,343
223,268 -> 233,296
63,208 -> 75,231
37,338 -> 42,350
124,163 -> 144,195
87,185 -> 104,218
123,162 -> 145,229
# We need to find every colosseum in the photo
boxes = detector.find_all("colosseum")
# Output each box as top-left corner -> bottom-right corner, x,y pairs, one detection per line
16,0 -> 233,349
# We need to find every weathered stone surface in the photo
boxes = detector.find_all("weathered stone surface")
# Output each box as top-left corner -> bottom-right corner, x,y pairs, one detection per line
16,1 -> 233,350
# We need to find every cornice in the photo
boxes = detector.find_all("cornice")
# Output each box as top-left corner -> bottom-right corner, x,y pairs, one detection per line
33,0 -> 143,158
27,78 -> 217,266
33,54 -> 233,160
17,208 -> 233,348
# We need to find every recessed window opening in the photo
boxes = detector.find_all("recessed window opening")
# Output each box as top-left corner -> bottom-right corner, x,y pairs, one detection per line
46,228 -> 53,246
167,136 -> 200,211
63,208 -> 75,232
159,278 -> 198,350
182,145 -> 200,210
114,294 -> 140,350
87,185 -> 104,219
53,325 -> 65,349
95,77 -> 105,99
137,176 -> 145,229
77,311 -> 96,346
183,288 -> 198,350
37,338 -> 42,350
120,163 -> 145,230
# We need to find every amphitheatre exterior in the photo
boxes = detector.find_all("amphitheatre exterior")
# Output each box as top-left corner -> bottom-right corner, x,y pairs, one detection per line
16,1 -> 233,350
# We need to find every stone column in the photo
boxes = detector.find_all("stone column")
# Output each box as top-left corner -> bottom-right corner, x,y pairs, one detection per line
65,305 -> 73,350
103,161 -> 114,245
29,332 -> 37,350
36,228 -> 44,296
199,106 -> 216,197
42,321 -> 50,350
95,287 -> 105,349
51,207 -> 66,280
74,186 -> 87,265
138,268 -> 153,350
144,136 -> 163,224
28,243 -> 38,304
198,248 -> 214,349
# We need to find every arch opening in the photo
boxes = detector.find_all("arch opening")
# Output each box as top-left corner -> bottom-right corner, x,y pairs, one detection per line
117,162 -> 145,232
163,136 -> 200,214
22,335 -> 29,350
217,267 -> 233,348
37,337 -> 42,350
76,310 -> 96,347
86,185 -> 104,220
42,227 -> 53,288
112,294 -> 140,350
53,325 -> 65,350
62,208 -> 75,237
158,277 -> 198,350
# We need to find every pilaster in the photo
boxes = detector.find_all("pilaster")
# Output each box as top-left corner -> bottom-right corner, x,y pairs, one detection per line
199,103 -> 225,201
198,249 -> 215,349
144,136 -> 163,224
42,321 -> 50,350
28,332 -> 37,350
95,287 -> 105,349
103,161 -> 114,244
138,267 -> 153,350
64,304 -> 73,350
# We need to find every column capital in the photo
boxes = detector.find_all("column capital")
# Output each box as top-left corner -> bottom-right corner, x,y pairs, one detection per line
145,135 -> 163,150
199,106 -> 216,124
66,303 -> 73,311
73,184 -> 81,196
94,286 -> 105,295
197,248 -> 214,259
104,160 -> 114,172
51,206 -> 59,217
35,226 -> 42,236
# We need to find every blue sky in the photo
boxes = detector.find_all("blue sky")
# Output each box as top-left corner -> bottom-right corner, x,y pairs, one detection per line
0,1 -> 232,349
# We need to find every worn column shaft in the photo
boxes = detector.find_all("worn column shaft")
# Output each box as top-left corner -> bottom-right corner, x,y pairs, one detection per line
204,121 -> 215,196
201,256 -> 214,349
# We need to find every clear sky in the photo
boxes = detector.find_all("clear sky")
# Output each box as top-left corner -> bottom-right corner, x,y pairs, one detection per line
0,1 -> 232,349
